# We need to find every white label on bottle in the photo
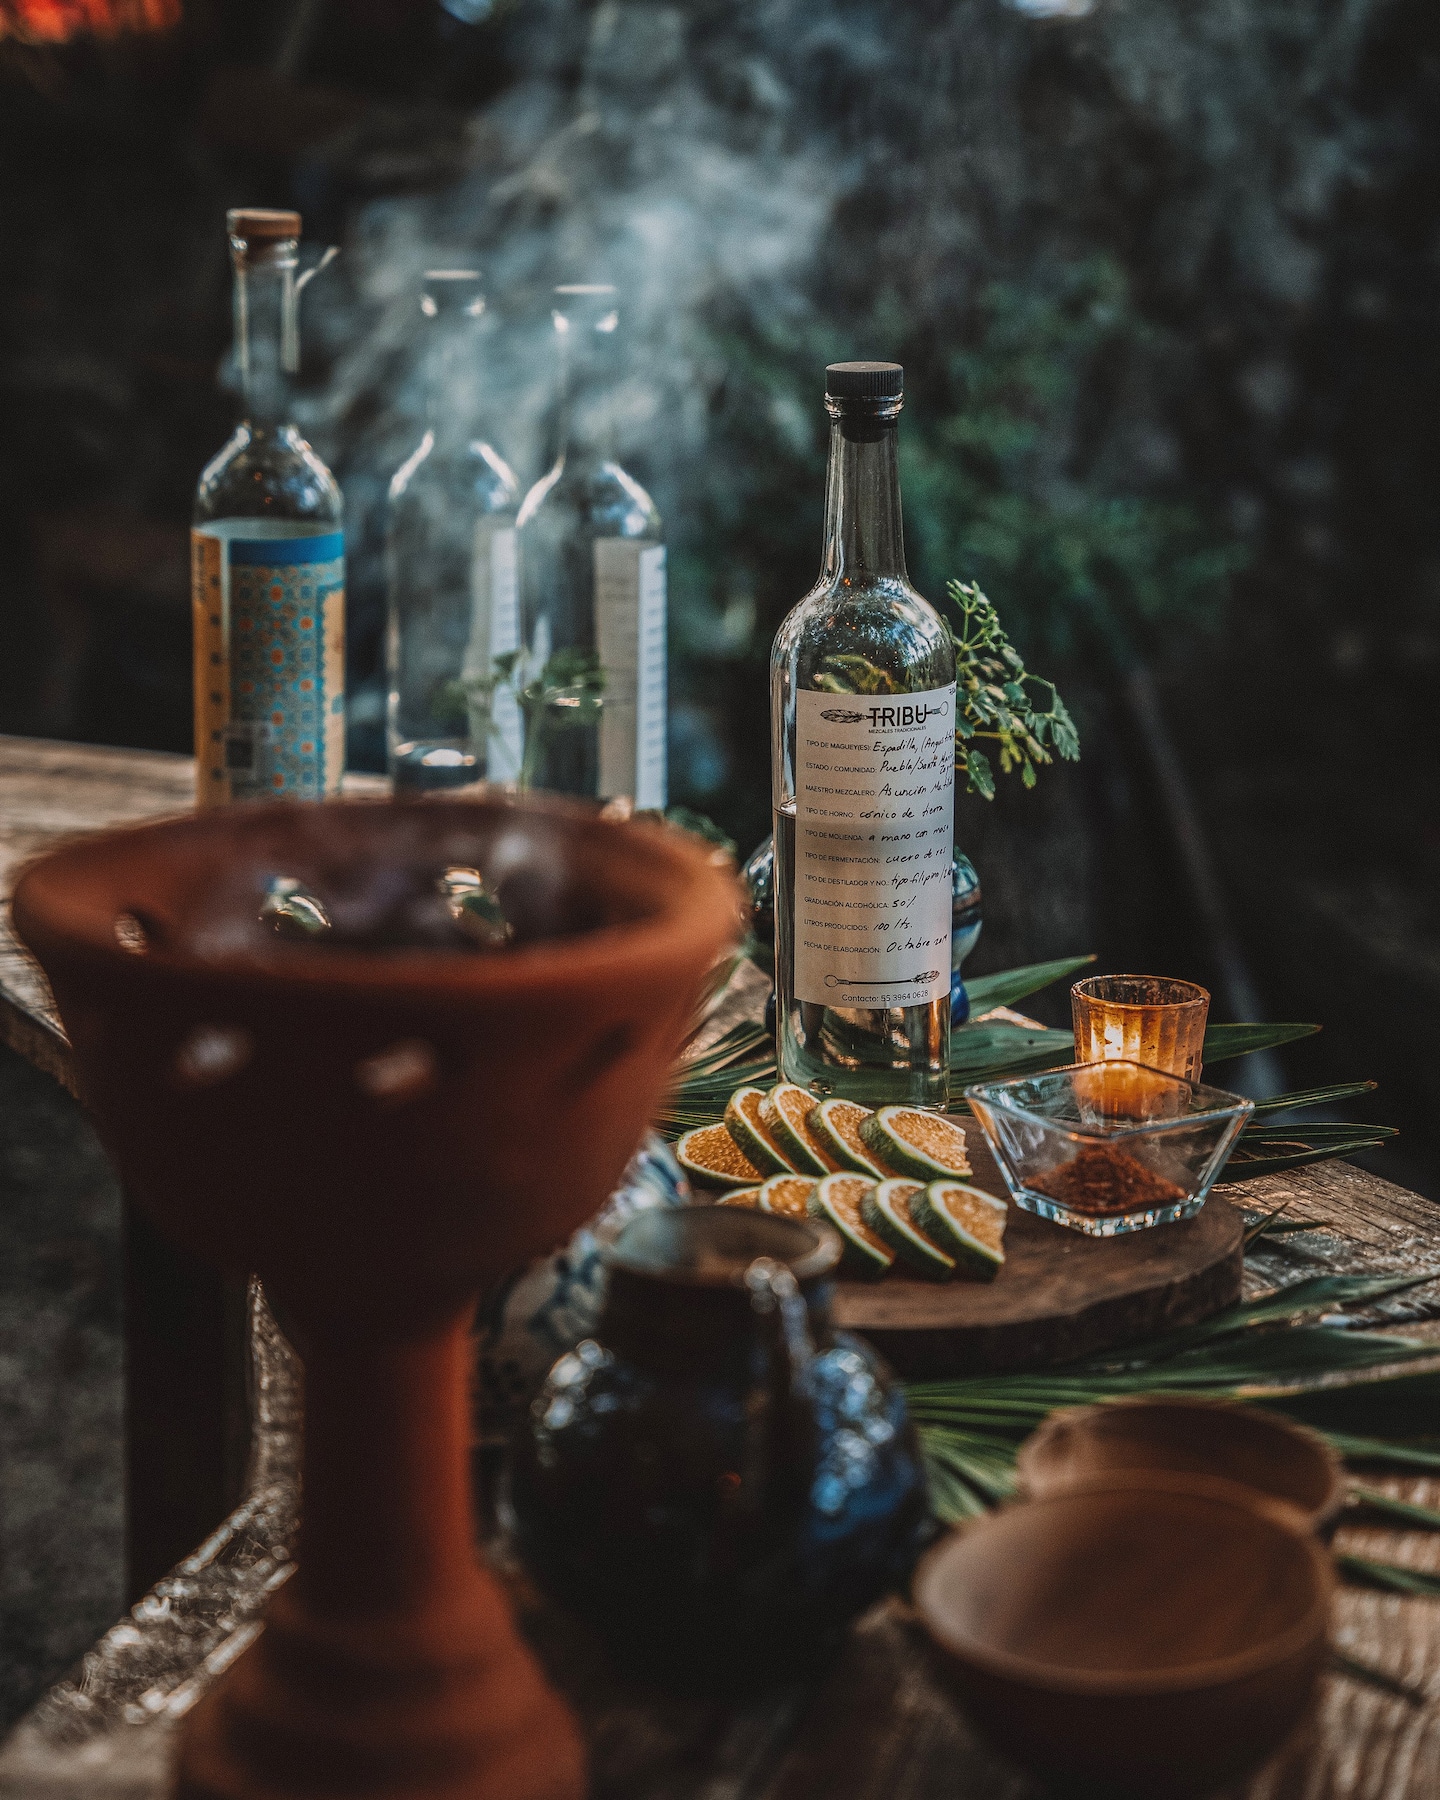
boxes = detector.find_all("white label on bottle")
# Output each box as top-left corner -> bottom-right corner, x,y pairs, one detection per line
794,683 -> 955,1009
594,539 -> 666,808
473,524 -> 522,782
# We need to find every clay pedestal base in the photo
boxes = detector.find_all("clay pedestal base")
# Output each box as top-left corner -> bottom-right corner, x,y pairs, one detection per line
175,1321 -> 585,1800
177,1575 -> 583,1800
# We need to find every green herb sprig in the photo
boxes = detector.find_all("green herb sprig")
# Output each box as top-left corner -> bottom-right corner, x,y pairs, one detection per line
464,647 -> 606,790
946,579 -> 1079,799
814,578 -> 1080,799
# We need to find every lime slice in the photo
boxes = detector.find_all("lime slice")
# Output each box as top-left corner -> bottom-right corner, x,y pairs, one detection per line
761,1083 -> 839,1176
724,1085 -> 795,1176
676,1123 -> 764,1190
862,1179 -> 956,1282
759,1174 -> 818,1219
717,1186 -> 763,1208
807,1099 -> 897,1178
809,1173 -> 893,1280
912,1181 -> 1008,1280
859,1105 -> 971,1181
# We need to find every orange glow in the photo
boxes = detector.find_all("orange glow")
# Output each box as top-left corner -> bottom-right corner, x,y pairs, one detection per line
0,0 -> 179,41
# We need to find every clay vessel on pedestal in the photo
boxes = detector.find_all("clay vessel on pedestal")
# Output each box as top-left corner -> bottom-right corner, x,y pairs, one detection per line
13,795 -> 740,1800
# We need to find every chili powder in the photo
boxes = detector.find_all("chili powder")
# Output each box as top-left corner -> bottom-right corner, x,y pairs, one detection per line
1030,1141 -> 1189,1218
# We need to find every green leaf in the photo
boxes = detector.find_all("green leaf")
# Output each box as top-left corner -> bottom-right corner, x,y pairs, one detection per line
1308,1433 -> 1440,1473
1220,1130 -> 1398,1180
949,1022 -> 1075,1085
1112,1272 -> 1440,1360
1338,1555 -> 1440,1599
1203,1021 -> 1320,1061
1349,1485 -> 1440,1529
963,953 -> 1096,1016
1329,1648 -> 1431,1706
964,748 -> 996,800
1249,1082 -> 1378,1116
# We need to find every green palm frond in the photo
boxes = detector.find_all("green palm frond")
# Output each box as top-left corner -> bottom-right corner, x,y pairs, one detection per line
1338,1557 -> 1440,1599
659,962 -> 1389,1180
1350,1486 -> 1440,1528
1203,1021 -> 1320,1061
1249,1081 -> 1378,1115
963,955 -> 1096,1015
909,1264 -> 1440,1602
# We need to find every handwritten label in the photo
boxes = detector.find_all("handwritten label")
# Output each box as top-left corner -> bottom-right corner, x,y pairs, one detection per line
466,523 -> 522,781
794,683 -> 954,1009
594,539 -> 667,808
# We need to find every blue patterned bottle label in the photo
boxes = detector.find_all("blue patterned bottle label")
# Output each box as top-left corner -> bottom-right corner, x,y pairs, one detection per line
192,527 -> 345,806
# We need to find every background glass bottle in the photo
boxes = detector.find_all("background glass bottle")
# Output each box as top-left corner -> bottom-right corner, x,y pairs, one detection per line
771,362 -> 956,1108
385,269 -> 521,791
515,285 -> 666,804
192,209 -> 344,806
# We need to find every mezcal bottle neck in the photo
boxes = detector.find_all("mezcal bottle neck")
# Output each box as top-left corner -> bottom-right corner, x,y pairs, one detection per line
420,270 -> 488,454
231,223 -> 300,433
552,284 -> 622,471
821,402 -> 907,586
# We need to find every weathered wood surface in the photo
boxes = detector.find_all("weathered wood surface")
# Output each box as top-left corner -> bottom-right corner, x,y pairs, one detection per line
0,735 -> 195,1090
0,736 -> 387,1594
835,1144 -> 1245,1376
513,1161 -> 1440,1800
0,733 -> 384,1096
3,733 -> 1440,1799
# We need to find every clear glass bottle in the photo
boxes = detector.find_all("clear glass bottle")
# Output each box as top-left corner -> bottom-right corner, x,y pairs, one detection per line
515,285 -> 666,805
386,269 -> 522,790
771,363 -> 956,1107
192,209 -> 345,806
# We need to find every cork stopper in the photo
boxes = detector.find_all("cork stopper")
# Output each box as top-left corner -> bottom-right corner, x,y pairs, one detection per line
227,208 -> 302,242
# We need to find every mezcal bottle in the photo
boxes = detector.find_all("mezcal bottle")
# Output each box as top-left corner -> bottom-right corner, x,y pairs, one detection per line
515,285 -> 665,805
386,269 -> 522,789
192,209 -> 345,806
771,362 -> 956,1107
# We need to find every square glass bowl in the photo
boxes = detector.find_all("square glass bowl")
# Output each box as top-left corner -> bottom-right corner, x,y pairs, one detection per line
964,1061 -> 1254,1237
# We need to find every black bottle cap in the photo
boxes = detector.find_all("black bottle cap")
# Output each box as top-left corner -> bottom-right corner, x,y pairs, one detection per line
826,361 -> 903,399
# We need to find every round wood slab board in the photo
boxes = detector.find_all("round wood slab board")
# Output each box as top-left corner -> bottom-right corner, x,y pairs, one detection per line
834,1135 -> 1244,1377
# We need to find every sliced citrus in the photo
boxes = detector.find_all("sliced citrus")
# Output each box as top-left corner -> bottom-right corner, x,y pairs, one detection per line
676,1122 -> 764,1190
859,1105 -> 971,1181
761,1083 -> 839,1176
724,1085 -> 795,1176
808,1098 -> 894,1179
912,1181 -> 1007,1280
759,1174 -> 818,1219
809,1172 -> 893,1280
717,1186 -> 763,1208
862,1179 -> 956,1282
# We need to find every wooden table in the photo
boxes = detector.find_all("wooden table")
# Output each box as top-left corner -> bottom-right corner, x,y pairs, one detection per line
0,735 -> 382,1598
3,732 -> 1440,1799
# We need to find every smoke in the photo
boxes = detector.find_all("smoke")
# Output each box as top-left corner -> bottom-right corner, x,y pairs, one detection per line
291,0 -> 1406,822
299,1 -> 855,783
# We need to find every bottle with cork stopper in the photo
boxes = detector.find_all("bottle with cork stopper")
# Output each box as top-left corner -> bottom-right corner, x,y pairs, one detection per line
192,208 -> 345,805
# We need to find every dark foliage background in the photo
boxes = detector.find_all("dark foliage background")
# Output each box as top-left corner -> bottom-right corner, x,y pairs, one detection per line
0,0 -> 1437,1189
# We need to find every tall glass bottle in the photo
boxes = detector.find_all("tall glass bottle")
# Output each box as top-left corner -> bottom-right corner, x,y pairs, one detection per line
515,285 -> 665,805
192,209 -> 344,806
771,362 -> 956,1107
386,269 -> 522,790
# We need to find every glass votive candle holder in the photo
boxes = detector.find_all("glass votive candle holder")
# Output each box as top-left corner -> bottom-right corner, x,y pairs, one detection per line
1071,974 -> 1210,1082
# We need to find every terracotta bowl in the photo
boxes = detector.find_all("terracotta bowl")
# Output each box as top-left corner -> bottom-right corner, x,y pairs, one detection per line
1016,1397 -> 1346,1534
914,1473 -> 1332,1798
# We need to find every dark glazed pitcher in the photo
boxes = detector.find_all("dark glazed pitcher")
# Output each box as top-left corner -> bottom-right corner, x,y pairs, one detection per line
508,1206 -> 930,1688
